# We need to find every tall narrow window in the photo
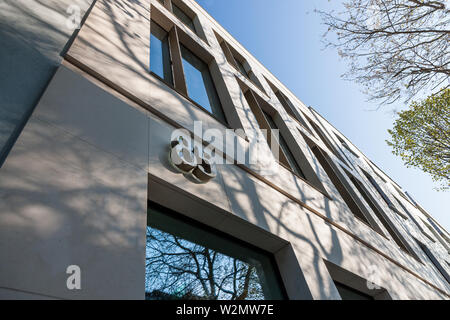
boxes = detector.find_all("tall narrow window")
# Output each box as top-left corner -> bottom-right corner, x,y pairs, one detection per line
426,218 -> 450,249
367,161 -> 388,183
362,170 -> 394,208
234,57 -> 264,92
335,134 -> 360,158
262,110 -> 305,179
216,35 -> 265,92
275,91 -> 301,121
234,58 -> 248,79
392,185 -> 414,206
364,172 -> 411,221
180,45 -> 226,123
150,21 -> 173,85
172,3 -> 196,33
146,203 -> 287,300
241,86 -> 308,179
265,78 -> 310,131
348,172 -> 417,257
304,117 -> 350,166
394,197 -> 425,232
415,239 -> 450,284
310,146 -> 373,227
420,217 -> 440,243
424,216 -> 450,242
334,282 -> 374,300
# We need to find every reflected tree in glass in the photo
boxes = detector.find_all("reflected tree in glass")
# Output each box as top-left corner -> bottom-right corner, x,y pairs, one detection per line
145,226 -> 266,300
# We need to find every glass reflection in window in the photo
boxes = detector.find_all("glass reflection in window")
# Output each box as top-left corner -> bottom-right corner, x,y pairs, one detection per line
145,205 -> 285,300
150,21 -> 173,85
180,45 -> 225,122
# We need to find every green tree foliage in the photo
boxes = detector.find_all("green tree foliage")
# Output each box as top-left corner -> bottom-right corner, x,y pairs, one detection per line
387,89 -> 450,190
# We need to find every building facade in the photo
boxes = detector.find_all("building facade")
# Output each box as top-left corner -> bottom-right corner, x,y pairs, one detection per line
0,0 -> 449,300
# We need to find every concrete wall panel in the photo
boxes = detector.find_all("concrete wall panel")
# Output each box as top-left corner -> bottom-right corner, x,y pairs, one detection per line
0,0 -> 95,165
0,66 -> 148,299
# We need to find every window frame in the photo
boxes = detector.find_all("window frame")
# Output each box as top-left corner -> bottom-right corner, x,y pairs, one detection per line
179,43 -> 227,123
215,33 -> 266,94
150,20 -> 174,86
359,169 -> 421,259
335,134 -> 360,159
334,281 -> 375,300
415,238 -> 450,284
264,77 -> 313,134
172,1 -> 196,33
146,201 -> 289,300
305,141 -> 383,231
262,109 -> 306,180
167,0 -> 209,44
301,115 -> 351,167
149,12 -> 232,127
241,85 -> 307,180
325,260 -> 392,300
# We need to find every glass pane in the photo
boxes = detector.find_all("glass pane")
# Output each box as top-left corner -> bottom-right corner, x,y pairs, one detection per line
172,3 -> 196,32
150,22 -> 173,84
334,282 -> 374,300
145,206 -> 285,300
235,58 -> 249,78
262,110 -> 306,179
180,45 -> 225,122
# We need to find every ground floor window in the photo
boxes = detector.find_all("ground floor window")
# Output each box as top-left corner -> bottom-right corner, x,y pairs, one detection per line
334,282 -> 374,300
145,203 -> 286,300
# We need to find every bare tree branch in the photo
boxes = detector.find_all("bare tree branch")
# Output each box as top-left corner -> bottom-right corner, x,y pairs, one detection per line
318,0 -> 450,104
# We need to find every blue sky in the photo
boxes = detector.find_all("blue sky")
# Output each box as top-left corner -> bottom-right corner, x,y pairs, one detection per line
195,0 -> 449,230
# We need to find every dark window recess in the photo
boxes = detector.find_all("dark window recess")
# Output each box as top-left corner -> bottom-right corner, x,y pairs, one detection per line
393,185 -> 414,206
275,92 -> 294,118
172,3 -> 196,33
364,173 -> 407,221
405,191 -> 419,207
306,119 -> 350,166
348,175 -> 415,255
368,161 -> 389,183
311,146 -> 371,226
393,197 -> 432,238
237,60 -> 264,92
234,58 -> 249,79
334,282 -> 374,300
262,110 -> 306,179
336,135 -> 360,158
146,203 -> 286,300
264,77 -> 310,132
362,170 -> 394,208
423,221 -> 439,243
150,21 -> 173,85
415,240 -> 450,284
274,92 -> 309,129
217,36 -> 265,92
426,218 -> 450,244
180,45 -> 226,123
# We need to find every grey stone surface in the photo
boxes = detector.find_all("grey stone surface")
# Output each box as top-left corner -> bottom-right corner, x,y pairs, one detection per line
0,66 -> 148,300
0,287 -> 59,300
0,0 -> 95,165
